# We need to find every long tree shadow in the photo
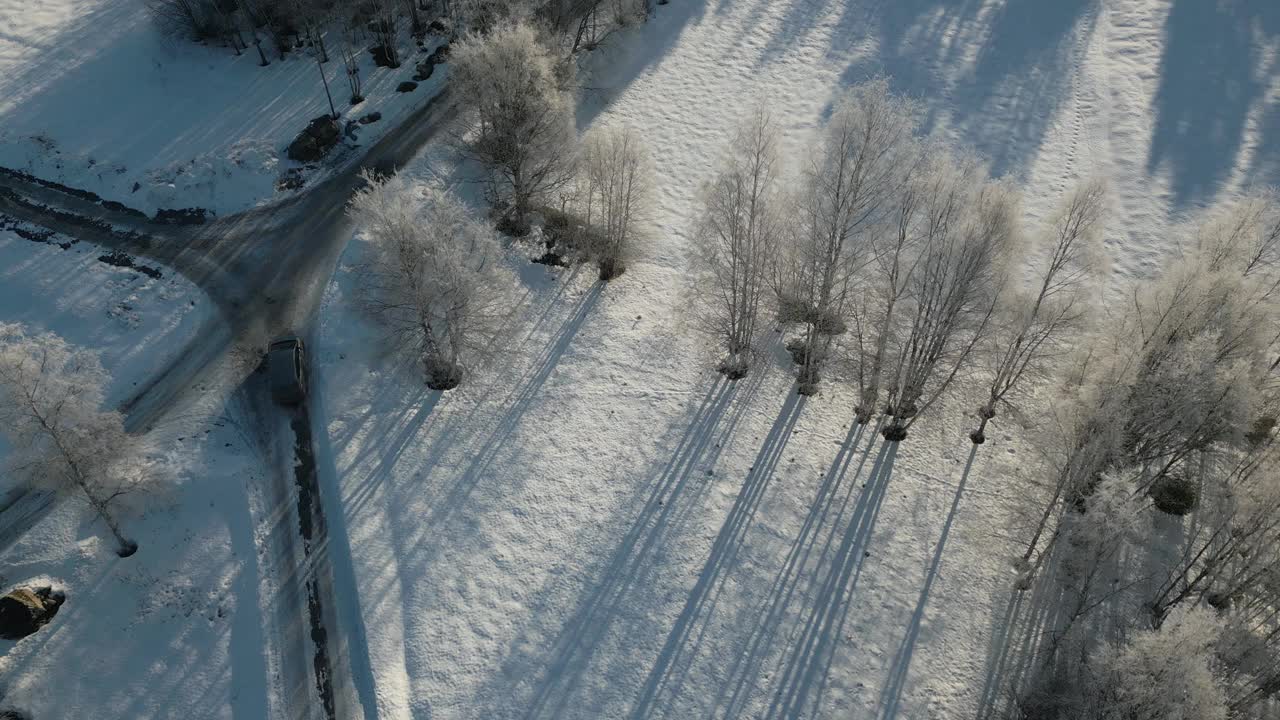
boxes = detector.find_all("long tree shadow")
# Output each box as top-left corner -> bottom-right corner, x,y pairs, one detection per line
1148,0 -> 1280,206
368,281 -> 604,710
575,0 -> 711,130
713,418 -> 883,718
515,371 -> 761,719
415,282 -> 605,542
878,444 -> 978,719
764,437 -> 900,720
973,527 -> 1075,719
842,0 -> 1099,178
629,391 -> 808,719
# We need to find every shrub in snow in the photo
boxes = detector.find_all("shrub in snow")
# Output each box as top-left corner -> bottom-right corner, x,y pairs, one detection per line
453,20 -> 577,233
1148,473 -> 1198,516
531,205 -> 601,265
348,172 -> 514,390
288,116 -> 342,163
0,325 -> 160,557
1244,414 -> 1276,447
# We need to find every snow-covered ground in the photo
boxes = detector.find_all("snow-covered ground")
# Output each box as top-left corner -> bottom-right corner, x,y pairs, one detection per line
0,0 -> 446,217
0,227 -> 283,719
0,223 -> 209,406
315,0 -> 1280,718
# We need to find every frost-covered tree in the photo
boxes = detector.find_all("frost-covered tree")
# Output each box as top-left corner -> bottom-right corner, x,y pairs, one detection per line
0,325 -> 154,557
969,179 -> 1107,444
1015,357 -> 1132,570
1018,246 -> 1271,566
691,109 -> 781,378
349,173 -> 514,389
876,170 -> 1019,441
776,79 -> 918,395
1084,606 -> 1229,720
453,20 -> 577,233
846,139 -> 925,423
1009,192 -> 1280,720
1144,441 -> 1280,627
1118,263 -> 1271,493
577,125 -> 652,280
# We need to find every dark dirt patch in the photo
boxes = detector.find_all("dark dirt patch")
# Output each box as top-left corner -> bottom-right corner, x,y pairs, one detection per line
0,214 -> 63,246
152,207 -> 208,225
98,250 -> 163,279
369,45 -> 400,68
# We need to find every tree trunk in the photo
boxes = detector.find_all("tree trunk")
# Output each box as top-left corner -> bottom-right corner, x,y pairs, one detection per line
970,406 -> 994,445
78,482 -> 136,557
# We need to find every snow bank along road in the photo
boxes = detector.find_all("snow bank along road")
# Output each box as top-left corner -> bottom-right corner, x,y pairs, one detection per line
0,85 -> 456,720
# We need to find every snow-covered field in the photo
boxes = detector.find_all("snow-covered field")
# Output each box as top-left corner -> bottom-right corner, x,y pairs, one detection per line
0,228 -> 283,719
0,0 -> 446,217
315,0 -> 1280,718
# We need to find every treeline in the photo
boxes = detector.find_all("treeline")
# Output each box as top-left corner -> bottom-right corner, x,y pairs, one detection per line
1004,191 -> 1280,720
145,0 -> 648,65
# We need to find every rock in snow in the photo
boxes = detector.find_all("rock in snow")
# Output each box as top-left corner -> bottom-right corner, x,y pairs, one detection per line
0,587 -> 65,640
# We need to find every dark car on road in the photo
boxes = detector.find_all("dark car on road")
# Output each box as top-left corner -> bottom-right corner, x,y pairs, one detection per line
268,336 -> 307,405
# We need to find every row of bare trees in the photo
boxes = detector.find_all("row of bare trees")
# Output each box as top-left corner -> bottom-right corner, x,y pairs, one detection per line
690,80 -> 1107,444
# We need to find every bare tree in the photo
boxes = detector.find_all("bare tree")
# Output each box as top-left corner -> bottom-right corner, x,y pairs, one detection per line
367,0 -> 401,67
969,179 -> 1107,444
549,0 -> 646,53
691,109 -> 781,378
775,79 -> 919,395
339,29 -> 364,104
348,172 -> 514,389
576,125 -> 652,280
452,20 -> 577,234
847,138 -> 927,423
876,169 -> 1020,441
0,324 -> 156,557
287,0 -> 330,62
